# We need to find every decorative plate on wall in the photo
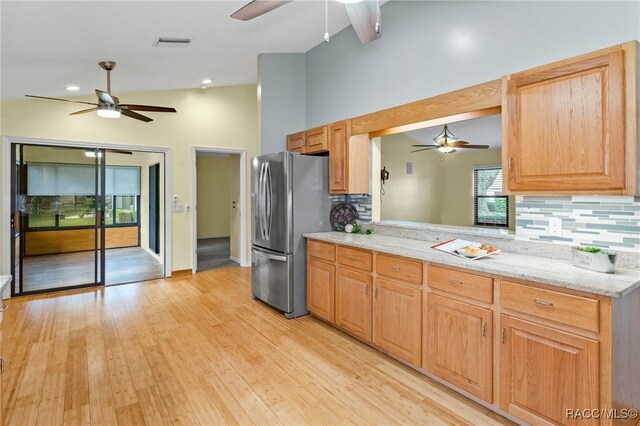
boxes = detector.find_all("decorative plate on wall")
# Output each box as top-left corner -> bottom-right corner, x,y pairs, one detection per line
330,203 -> 359,229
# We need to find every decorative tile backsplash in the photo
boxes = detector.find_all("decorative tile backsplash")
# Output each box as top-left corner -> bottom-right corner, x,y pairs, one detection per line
330,194 -> 372,222
516,195 -> 640,252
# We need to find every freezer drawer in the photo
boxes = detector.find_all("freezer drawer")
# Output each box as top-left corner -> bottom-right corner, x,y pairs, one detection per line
251,246 -> 293,313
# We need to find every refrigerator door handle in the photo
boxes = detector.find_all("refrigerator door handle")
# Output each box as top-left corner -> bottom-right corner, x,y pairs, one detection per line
252,246 -> 287,262
264,162 -> 272,240
259,162 -> 267,240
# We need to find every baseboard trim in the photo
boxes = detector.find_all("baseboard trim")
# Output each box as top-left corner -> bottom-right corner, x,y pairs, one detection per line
197,234 -> 230,240
230,256 -> 240,264
171,269 -> 193,277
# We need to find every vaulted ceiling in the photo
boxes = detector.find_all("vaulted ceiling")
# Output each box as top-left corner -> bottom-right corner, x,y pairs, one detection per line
0,1 -> 353,101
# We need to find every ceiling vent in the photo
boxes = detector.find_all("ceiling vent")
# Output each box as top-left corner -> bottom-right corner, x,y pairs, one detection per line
153,37 -> 192,48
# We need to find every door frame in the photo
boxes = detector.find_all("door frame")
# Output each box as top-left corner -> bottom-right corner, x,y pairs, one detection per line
1,136 -> 173,294
191,146 -> 248,273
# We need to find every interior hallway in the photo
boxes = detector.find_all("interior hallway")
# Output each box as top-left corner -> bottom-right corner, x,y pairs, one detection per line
196,237 -> 238,272
21,246 -> 164,292
1,267 -> 513,425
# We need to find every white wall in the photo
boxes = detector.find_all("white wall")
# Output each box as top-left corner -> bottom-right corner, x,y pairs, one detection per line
258,53 -> 306,154
1,85 -> 258,273
304,1 -> 640,127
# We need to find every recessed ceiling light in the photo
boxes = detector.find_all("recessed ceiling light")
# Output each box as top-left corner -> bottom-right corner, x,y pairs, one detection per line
65,85 -> 80,91
201,79 -> 212,85
199,84 -> 208,90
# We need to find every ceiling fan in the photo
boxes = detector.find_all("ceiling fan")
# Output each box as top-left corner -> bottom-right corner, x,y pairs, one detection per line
25,61 -> 177,122
411,124 -> 490,154
231,0 -> 382,44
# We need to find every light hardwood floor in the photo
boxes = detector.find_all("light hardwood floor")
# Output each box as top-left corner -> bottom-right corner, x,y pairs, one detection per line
2,267 -> 514,425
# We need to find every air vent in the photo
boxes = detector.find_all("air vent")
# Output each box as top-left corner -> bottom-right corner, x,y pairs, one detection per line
153,37 -> 191,48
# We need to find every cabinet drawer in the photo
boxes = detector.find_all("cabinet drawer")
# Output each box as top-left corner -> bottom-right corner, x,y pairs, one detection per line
337,246 -> 372,272
376,254 -> 422,285
428,265 -> 493,304
305,126 -> 328,153
500,280 -> 599,332
308,240 -> 335,262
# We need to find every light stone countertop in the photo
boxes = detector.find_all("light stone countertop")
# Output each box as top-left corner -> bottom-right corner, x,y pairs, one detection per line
304,232 -> 640,298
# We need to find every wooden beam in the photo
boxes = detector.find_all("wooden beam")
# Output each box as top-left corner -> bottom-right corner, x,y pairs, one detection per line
369,107 -> 502,138
351,79 -> 502,136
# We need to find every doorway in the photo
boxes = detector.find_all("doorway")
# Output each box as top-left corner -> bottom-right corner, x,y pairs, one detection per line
8,141 -> 167,295
192,147 -> 247,272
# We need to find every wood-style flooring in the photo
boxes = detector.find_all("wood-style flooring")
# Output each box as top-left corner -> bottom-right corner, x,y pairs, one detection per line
21,247 -> 164,292
2,267 -> 514,425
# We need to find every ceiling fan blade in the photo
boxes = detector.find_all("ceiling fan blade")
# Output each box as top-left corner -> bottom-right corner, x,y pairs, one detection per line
345,0 -> 382,44
411,148 -> 438,153
70,107 -> 98,115
449,140 -> 470,146
25,95 -> 98,106
121,104 -> 177,113
96,89 -> 117,105
455,144 -> 490,149
121,109 -> 153,122
231,0 -> 291,21
411,145 -> 438,148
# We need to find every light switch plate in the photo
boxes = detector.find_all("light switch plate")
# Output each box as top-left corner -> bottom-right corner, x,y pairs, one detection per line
548,217 -> 562,236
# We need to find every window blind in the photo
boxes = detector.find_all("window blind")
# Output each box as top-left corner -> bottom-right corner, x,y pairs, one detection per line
27,163 -> 140,196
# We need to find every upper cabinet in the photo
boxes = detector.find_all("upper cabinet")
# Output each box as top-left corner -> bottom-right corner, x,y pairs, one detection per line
287,120 -> 371,194
286,127 -> 328,154
503,41 -> 638,195
329,120 -> 371,195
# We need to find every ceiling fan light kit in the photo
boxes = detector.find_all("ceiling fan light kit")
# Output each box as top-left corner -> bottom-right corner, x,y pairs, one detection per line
97,105 -> 121,119
411,124 -> 490,154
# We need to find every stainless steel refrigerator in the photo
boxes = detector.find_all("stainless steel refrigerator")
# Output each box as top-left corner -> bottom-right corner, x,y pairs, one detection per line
251,152 -> 332,318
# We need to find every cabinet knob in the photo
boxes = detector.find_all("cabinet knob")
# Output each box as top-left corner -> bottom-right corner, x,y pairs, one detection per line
481,321 -> 487,337
448,279 -> 463,285
508,157 -> 513,171
501,328 -> 506,344
390,265 -> 401,271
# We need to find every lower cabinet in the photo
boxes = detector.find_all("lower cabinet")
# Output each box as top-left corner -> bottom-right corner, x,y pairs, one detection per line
307,258 -> 335,323
499,315 -> 600,426
425,294 -> 493,402
336,268 -> 372,341
373,278 -> 422,366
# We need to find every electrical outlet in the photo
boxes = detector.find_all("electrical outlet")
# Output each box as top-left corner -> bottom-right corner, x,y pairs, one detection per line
548,217 -> 562,236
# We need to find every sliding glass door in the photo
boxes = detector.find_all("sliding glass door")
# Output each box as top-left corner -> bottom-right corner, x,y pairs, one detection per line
10,144 -> 105,294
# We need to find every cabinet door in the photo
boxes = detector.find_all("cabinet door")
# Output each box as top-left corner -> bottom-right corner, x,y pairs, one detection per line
426,294 -> 493,402
374,278 -> 422,366
287,131 -> 306,153
500,315 -> 599,426
307,259 -> 335,323
336,268 -> 372,340
329,121 -> 348,193
504,49 -> 625,193
305,126 -> 328,153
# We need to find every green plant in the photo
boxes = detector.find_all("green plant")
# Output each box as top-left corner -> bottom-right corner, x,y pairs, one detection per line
576,246 -> 616,255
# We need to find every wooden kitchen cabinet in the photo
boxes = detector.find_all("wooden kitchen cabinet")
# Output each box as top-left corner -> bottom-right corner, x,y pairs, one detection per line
336,268 -> 372,340
307,258 -> 335,323
329,120 -> 371,194
502,41 -> 637,194
286,131 -> 306,153
304,126 -> 328,154
425,294 -> 493,402
499,315 -> 599,426
373,278 -> 422,366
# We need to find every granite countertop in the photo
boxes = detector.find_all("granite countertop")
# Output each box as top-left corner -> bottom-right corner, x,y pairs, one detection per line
304,232 -> 640,298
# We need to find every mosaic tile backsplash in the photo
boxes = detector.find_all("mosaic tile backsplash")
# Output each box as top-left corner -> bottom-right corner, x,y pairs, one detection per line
516,195 -> 640,253
330,194 -> 372,222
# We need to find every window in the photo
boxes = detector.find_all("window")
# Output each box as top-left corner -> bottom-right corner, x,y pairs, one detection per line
473,167 -> 508,227
25,163 -> 140,229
